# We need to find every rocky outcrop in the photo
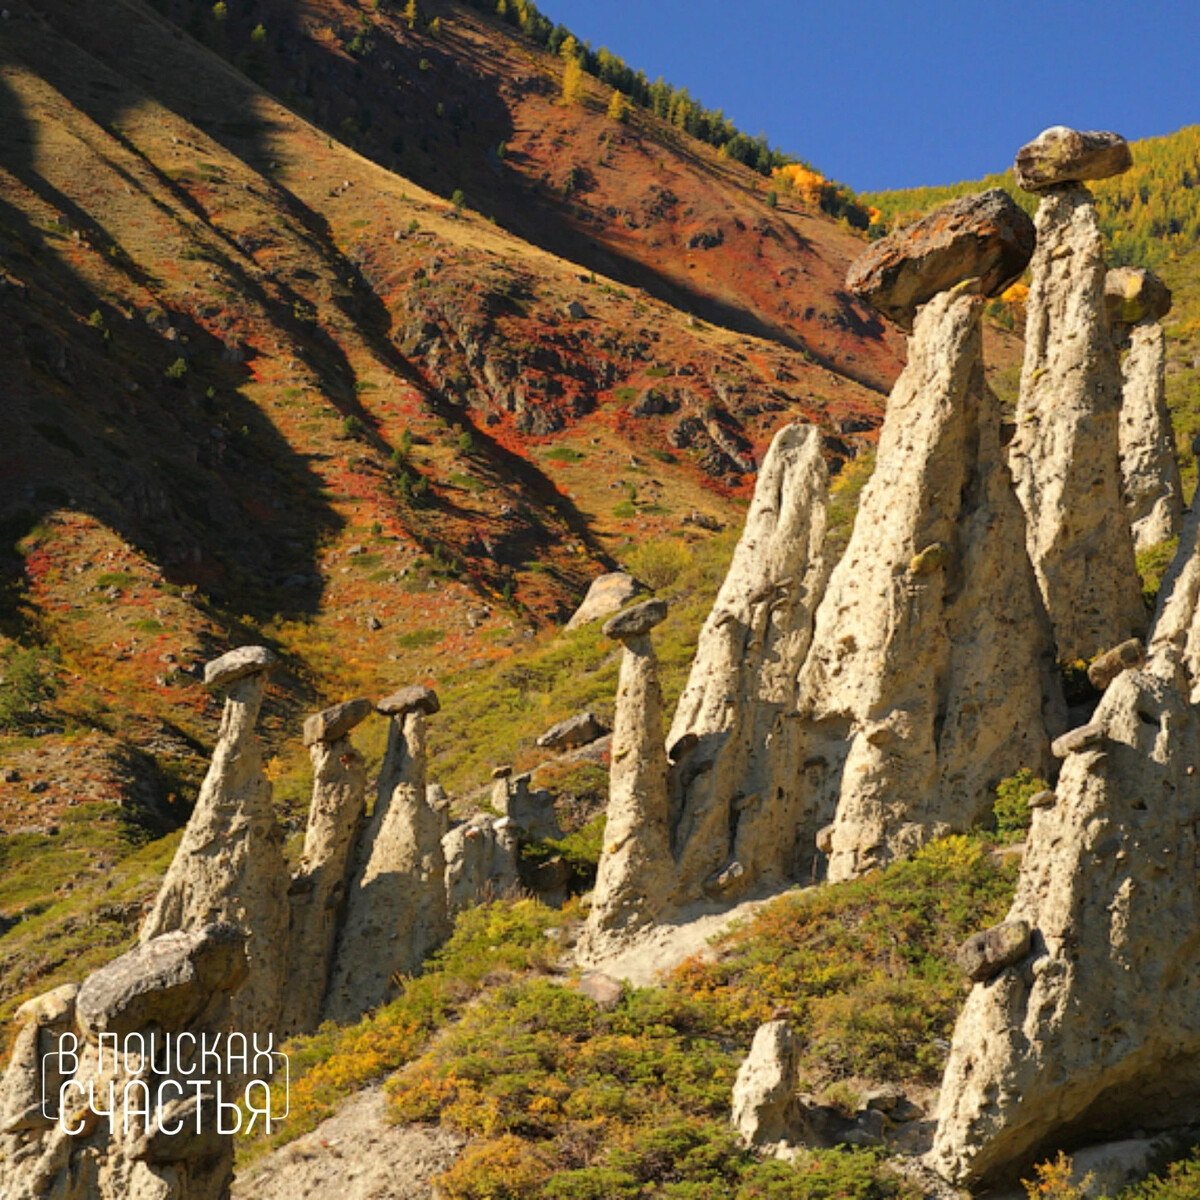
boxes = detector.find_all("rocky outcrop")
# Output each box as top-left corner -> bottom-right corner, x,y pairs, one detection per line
443,813 -> 520,913
0,924 -> 248,1200
564,572 -> 642,631
929,542 -> 1200,1185
668,422 -> 831,895
280,698 -> 373,1036
140,647 -> 289,1035
847,189 -> 1035,331
1114,275 -> 1181,551
491,772 -> 562,841
1007,177 -> 1145,661
731,1019 -> 802,1149
577,600 -> 674,962
1015,126 -> 1132,191
799,287 -> 1062,881
324,686 -> 449,1023
536,711 -> 608,751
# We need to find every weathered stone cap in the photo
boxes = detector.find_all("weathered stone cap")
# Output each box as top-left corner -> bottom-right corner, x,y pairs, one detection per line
1087,638 -> 1145,691
14,982 -> 78,1029
846,189 -> 1034,332
377,683 -> 440,716
603,597 -> 668,640
76,923 -> 248,1038
1014,126 -> 1132,192
303,697 -> 374,746
1105,267 -> 1172,326
204,644 -> 277,687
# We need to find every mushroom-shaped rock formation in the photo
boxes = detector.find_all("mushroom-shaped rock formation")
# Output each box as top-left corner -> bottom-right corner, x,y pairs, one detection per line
324,686 -> 449,1022
799,284 -> 1063,882
846,189 -> 1035,331
140,647 -> 289,1035
1007,159 -> 1146,661
564,571 -> 643,631
1110,268 -> 1182,553
0,925 -> 248,1200
929,528 -> 1200,1183
1015,126 -> 1132,192
667,422 -> 831,896
577,600 -> 674,963
281,698 -> 373,1035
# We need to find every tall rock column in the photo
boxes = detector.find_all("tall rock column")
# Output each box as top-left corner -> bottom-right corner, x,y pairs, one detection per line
324,685 -> 449,1023
577,600 -> 674,964
667,422 -> 831,898
1007,127 -> 1145,660
280,698 -> 373,1036
1108,266 -> 1181,552
141,646 -> 290,1036
805,189 -> 1060,881
929,512 -> 1200,1185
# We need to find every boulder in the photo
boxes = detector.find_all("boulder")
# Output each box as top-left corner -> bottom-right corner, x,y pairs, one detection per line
203,643 -> 276,687
536,711 -> 608,751
1119,318 -> 1183,552
956,919 -> 1031,983
576,971 -> 624,1011
929,550 -> 1200,1185
1087,638 -> 1145,691
77,923 -> 247,1038
1051,722 -> 1106,758
603,598 -> 668,640
799,288 -> 1063,882
846,189 -> 1035,331
668,422 -> 831,897
1008,187 -> 1146,661
301,697 -> 374,746
1015,126 -> 1132,192
731,1020 -> 801,1148
325,697 -> 449,1022
564,571 -> 642,631
1106,266 -> 1172,327
141,662 -> 290,1033
377,684 -> 440,716
280,725 -> 370,1035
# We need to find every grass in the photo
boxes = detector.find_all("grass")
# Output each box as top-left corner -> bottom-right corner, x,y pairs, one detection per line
544,447 -> 586,463
824,450 -> 875,562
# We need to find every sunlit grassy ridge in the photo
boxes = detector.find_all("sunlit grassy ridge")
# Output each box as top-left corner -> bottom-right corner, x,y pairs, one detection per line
252,836 -> 1017,1194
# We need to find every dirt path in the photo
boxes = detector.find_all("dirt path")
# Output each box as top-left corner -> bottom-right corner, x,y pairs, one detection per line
233,1086 -> 466,1200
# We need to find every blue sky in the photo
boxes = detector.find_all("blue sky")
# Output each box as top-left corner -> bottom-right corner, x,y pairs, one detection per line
540,0 -> 1198,192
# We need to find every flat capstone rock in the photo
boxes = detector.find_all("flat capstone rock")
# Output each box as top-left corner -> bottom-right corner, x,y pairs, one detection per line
1014,126 -> 1132,192
1105,267 -> 1172,327
377,684 -> 441,717
302,697 -> 375,746
603,598 -> 669,640
204,645 -> 277,688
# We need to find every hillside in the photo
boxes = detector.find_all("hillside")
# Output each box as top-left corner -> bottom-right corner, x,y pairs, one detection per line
0,0 -> 914,1025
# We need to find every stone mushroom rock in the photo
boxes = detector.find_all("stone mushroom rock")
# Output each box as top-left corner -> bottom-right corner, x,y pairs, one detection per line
324,689 -> 450,1023
798,288 -> 1063,882
1014,126 -> 1132,192
1106,266 -> 1172,328
731,1019 -> 802,1148
301,696 -> 374,747
491,773 -> 562,841
280,704 -> 372,1035
577,602 -> 675,964
1007,184 -> 1146,661
929,623 -> 1200,1186
846,189 -> 1035,331
0,925 -> 248,1200
140,648 -> 290,1035
564,571 -> 643,631
667,422 -> 831,897
1118,314 -> 1183,552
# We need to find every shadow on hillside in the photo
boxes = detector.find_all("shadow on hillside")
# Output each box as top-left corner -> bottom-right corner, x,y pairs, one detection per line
0,62 -> 340,643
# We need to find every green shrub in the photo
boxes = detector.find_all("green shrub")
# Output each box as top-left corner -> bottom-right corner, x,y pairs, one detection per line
624,538 -> 693,591
1118,1151 -> 1200,1199
993,768 -> 1048,842
0,646 -> 57,731
164,357 -> 189,383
